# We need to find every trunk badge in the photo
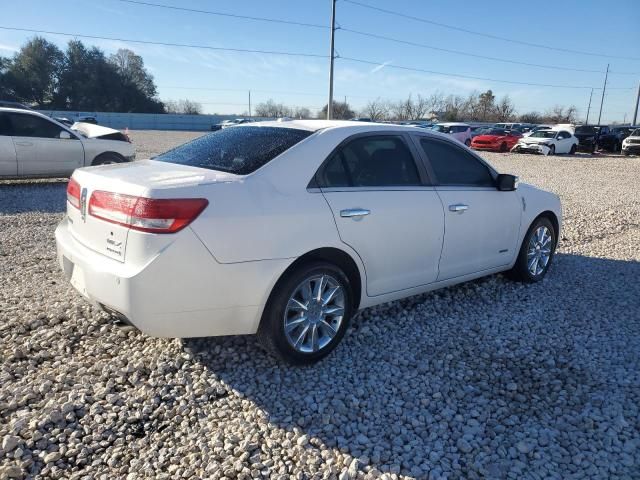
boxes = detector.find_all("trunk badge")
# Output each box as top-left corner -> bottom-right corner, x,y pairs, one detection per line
80,188 -> 88,221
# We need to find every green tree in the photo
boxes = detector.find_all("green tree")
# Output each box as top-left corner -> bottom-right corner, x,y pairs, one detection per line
478,90 -> 495,121
318,101 -> 355,120
109,49 -> 157,98
5,37 -> 63,106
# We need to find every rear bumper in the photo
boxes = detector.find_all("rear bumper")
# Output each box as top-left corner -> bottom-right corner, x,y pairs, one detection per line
55,217 -> 290,337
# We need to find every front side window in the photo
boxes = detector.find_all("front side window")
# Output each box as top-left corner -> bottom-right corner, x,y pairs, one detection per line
420,138 -> 495,187
319,135 -> 421,188
8,113 -> 64,139
155,126 -> 312,175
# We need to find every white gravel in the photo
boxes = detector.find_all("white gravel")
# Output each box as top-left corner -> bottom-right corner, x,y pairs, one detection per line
1,131 -> 639,479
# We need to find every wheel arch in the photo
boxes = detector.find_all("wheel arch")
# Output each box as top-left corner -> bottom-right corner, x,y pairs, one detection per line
535,210 -> 560,239
91,151 -> 126,166
267,247 -> 364,314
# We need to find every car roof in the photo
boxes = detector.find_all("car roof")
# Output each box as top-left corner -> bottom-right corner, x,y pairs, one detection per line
436,122 -> 469,126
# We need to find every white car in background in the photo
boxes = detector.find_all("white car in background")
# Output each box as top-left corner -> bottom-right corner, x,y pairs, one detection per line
56,121 -> 561,363
513,128 -> 578,155
431,122 -> 473,146
622,128 -> 640,156
0,107 -> 135,178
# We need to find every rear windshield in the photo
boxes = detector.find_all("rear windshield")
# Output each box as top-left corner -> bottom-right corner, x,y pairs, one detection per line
575,126 -> 596,134
155,126 -> 313,174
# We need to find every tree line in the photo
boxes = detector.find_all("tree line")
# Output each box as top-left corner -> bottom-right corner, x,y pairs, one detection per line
0,37 -> 200,114
2,37 -> 579,123
256,91 -> 579,124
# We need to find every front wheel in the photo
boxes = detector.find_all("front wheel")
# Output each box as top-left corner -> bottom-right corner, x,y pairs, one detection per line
465,138 -> 471,147
508,217 -> 556,283
569,144 -> 577,154
500,142 -> 508,152
92,153 -> 124,165
258,262 -> 354,364
547,145 -> 556,156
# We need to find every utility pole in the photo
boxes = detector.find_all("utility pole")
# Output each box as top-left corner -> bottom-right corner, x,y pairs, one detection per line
585,88 -> 593,125
597,64 -> 609,125
248,90 -> 252,118
633,80 -> 640,126
327,0 -> 336,120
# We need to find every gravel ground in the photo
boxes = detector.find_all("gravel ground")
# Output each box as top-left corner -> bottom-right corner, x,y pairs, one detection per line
1,130 -> 639,480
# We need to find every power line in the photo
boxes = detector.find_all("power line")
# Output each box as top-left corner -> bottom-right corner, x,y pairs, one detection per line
158,86 -> 372,99
340,28 -> 639,76
0,26 -> 327,58
2,25 -> 633,92
343,0 -> 640,61
339,56 -> 634,90
113,0 -> 327,29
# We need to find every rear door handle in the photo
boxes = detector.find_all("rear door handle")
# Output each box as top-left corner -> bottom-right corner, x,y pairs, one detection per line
14,141 -> 33,147
340,208 -> 370,218
449,204 -> 469,213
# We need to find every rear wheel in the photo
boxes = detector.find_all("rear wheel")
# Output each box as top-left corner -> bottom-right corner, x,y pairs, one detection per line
499,142 -> 508,152
508,216 -> 556,283
569,144 -> 577,154
92,153 -> 124,165
257,262 -> 354,364
465,138 -> 471,147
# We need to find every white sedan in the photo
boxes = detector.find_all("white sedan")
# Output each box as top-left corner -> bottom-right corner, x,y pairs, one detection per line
0,107 -> 135,178
512,128 -> 578,155
55,121 -> 561,363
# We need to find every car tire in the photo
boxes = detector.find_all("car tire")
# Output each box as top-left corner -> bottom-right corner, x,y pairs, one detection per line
465,139 -> 471,147
569,144 -> 577,154
507,216 -> 556,283
548,145 -> 555,155
500,142 -> 508,152
257,261 -> 354,364
92,153 -> 124,165
613,141 -> 620,153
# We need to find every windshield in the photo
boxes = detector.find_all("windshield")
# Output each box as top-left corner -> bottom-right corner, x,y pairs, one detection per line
631,129 -> 640,137
155,126 -> 313,174
575,126 -> 596,134
482,128 -> 507,136
530,131 -> 557,138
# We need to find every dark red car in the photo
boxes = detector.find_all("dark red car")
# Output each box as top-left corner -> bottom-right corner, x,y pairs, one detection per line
471,128 -> 522,152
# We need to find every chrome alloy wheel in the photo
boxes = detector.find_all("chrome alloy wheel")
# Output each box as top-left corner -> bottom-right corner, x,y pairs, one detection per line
283,274 -> 345,354
527,226 -> 553,276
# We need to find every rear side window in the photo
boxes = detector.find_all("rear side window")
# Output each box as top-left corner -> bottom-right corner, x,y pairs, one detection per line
319,135 -> 421,188
155,126 -> 313,175
420,138 -> 494,187
8,113 -> 63,139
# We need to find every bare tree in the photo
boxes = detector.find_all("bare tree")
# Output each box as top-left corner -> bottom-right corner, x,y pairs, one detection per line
519,111 -> 542,123
318,101 -> 355,120
361,98 -> 390,121
442,95 -> 467,121
543,105 -> 578,124
165,99 -> 203,115
493,95 -> 516,122
292,106 -> 311,119
255,99 -> 292,118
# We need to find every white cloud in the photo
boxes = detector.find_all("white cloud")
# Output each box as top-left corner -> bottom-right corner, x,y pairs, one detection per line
0,43 -> 19,53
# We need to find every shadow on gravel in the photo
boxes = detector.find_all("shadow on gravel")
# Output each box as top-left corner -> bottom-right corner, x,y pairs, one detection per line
0,180 -> 68,214
185,253 -> 640,477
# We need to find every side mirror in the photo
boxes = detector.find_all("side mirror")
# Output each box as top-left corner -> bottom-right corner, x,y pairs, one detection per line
497,173 -> 518,191
59,131 -> 72,139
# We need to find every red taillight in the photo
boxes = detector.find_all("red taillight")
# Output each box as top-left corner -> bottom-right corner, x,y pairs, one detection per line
88,191 -> 208,233
67,178 -> 81,209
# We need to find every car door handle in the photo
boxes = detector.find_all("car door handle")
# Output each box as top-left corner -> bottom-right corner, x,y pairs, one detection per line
340,208 -> 370,218
449,204 -> 469,213
14,141 -> 33,147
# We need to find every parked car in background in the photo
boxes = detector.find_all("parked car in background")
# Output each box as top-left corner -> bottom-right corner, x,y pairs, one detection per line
512,128 -> 578,155
523,125 -> 553,137
470,126 -> 492,138
494,122 -> 523,132
211,118 -> 254,131
0,107 -> 135,177
72,122 -> 131,143
78,116 -> 98,125
573,125 -> 599,153
622,128 -> 640,156
471,128 -> 522,152
431,122 -> 473,146
54,117 -> 74,127
56,120 -> 561,363
598,126 -> 635,152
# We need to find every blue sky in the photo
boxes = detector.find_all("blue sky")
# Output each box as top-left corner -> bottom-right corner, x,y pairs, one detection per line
1,0 -> 639,122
